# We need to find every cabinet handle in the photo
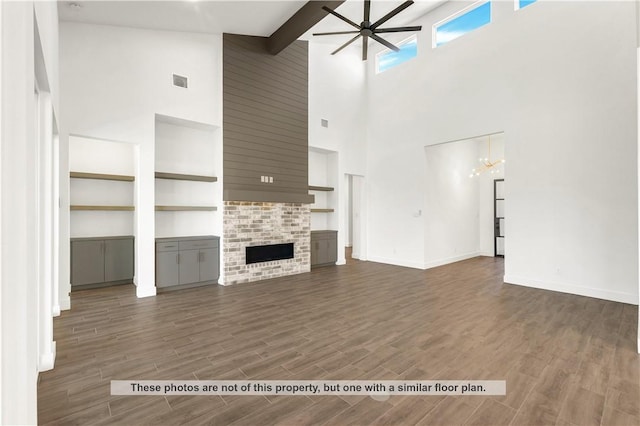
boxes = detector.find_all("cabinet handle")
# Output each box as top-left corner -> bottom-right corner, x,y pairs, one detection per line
199,252 -> 204,262
176,253 -> 180,264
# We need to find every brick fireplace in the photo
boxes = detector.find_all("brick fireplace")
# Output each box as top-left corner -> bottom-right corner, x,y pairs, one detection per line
223,202 -> 310,285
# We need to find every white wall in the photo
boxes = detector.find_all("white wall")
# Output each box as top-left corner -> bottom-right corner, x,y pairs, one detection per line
309,42 -> 367,175
365,1 -> 638,304
425,139 -> 480,267
308,41 -> 367,264
60,22 -> 222,298
1,1 -> 59,423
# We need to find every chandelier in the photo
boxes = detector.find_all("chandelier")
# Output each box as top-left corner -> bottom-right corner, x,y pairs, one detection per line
469,135 -> 504,178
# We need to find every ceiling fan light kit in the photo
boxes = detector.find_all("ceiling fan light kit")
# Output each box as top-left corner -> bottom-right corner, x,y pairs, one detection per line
313,0 -> 423,61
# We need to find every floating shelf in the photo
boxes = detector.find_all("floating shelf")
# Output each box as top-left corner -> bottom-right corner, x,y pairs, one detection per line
309,185 -> 334,192
71,205 -> 135,211
70,172 -> 135,182
155,172 -> 218,182
311,208 -> 335,213
155,206 -> 218,211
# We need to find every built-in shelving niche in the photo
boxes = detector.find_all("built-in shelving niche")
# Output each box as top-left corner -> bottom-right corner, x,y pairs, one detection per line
309,147 -> 339,232
154,114 -> 222,238
69,136 -> 136,238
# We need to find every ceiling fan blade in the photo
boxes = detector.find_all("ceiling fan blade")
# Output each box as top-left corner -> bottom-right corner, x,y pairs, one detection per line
362,35 -> 369,61
374,25 -> 422,33
371,1 -> 414,30
331,34 -> 362,55
322,5 -> 361,30
364,0 -> 371,22
371,34 -> 400,52
313,30 -> 361,36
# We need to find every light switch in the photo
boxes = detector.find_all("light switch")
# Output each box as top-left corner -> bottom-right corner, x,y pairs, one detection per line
269,176 -> 273,183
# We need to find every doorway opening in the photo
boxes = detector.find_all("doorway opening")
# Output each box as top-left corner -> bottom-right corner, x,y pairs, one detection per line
344,174 -> 366,262
424,132 -> 505,268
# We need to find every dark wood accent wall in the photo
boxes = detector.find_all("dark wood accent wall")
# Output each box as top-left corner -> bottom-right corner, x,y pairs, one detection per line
223,33 -> 313,204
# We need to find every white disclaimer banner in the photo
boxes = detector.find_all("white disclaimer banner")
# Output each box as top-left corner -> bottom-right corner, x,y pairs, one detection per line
111,380 -> 506,396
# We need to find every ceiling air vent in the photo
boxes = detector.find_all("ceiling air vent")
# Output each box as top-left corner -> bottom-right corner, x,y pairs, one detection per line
172,74 -> 188,89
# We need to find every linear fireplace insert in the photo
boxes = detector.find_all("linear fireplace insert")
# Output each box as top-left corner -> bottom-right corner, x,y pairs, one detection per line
246,243 -> 294,264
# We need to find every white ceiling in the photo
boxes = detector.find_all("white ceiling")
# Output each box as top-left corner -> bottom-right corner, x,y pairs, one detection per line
59,0 -> 447,42
58,1 -> 308,36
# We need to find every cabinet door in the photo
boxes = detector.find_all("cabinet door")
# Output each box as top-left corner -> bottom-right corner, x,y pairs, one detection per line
71,240 -> 104,285
317,239 -> 329,265
327,235 -> 338,264
199,248 -> 219,282
311,239 -> 320,266
179,249 -> 200,285
104,238 -> 134,282
156,251 -> 179,288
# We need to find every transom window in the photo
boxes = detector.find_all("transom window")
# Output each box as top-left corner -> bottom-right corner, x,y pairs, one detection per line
516,0 -> 537,10
433,1 -> 491,48
375,35 -> 418,74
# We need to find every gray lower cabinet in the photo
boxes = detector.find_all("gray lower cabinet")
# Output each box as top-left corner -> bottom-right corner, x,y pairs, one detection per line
155,236 -> 220,290
71,236 -> 134,289
199,248 -> 219,282
311,230 -> 338,268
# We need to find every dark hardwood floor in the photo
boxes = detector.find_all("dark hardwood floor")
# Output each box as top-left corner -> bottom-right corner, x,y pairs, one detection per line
38,256 -> 639,425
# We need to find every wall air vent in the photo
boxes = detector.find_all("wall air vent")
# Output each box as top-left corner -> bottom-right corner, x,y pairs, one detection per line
321,119 -> 329,128
172,74 -> 188,89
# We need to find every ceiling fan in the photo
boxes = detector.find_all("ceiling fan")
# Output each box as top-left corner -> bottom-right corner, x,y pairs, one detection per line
313,0 -> 422,61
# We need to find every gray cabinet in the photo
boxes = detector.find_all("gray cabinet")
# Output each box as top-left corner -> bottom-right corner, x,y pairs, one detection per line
311,230 -> 338,268
155,251 -> 179,288
199,248 -> 219,282
155,236 -> 220,290
71,236 -> 134,289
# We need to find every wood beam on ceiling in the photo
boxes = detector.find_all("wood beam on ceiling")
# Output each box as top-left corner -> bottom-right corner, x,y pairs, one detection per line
267,0 -> 346,55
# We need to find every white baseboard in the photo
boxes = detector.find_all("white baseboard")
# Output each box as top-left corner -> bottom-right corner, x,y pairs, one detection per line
503,274 -> 638,305
136,285 -> 157,298
59,296 -> 70,311
336,259 -> 346,266
52,305 -> 61,317
367,255 -> 426,270
424,252 -> 482,270
367,252 -> 482,270
39,342 -> 56,372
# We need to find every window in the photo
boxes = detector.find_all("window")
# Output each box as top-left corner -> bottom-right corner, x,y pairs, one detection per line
376,35 -> 418,74
433,1 -> 491,48
516,0 -> 537,10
